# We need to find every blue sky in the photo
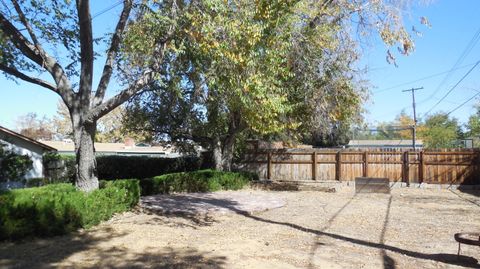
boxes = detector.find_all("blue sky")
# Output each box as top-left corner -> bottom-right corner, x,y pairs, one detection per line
361,0 -> 480,126
0,0 -> 479,130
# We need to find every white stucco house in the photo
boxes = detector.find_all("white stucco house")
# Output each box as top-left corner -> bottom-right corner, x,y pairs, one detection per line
0,126 -> 56,188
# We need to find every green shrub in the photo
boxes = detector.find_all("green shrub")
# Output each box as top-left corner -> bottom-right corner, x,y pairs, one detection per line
0,143 -> 33,182
44,153 -> 213,182
0,179 -> 140,241
43,153 -> 76,184
96,155 -> 208,180
140,169 -> 257,195
23,177 -> 50,188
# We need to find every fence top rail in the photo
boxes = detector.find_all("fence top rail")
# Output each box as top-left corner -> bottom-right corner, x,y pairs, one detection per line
246,149 -> 480,155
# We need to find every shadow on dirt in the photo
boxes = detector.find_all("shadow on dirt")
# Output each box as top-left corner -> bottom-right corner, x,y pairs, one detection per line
0,226 -> 226,268
142,193 -> 480,268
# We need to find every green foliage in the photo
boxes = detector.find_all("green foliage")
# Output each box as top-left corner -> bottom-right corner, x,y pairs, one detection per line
44,153 -> 212,181
123,0 -> 419,168
0,180 -> 140,240
43,153 -> 76,183
419,113 -> 462,149
96,155 -> 207,180
23,177 -> 50,188
466,105 -> 480,147
140,169 -> 257,196
0,143 -> 33,181
0,0 -> 80,80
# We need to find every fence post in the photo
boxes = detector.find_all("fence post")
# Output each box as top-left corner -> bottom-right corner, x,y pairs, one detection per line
312,151 -> 317,180
363,151 -> 368,177
419,151 -> 424,184
336,151 -> 342,181
267,152 -> 272,180
403,151 -> 409,186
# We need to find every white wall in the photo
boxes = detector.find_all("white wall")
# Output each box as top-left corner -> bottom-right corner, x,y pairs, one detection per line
0,135 -> 46,180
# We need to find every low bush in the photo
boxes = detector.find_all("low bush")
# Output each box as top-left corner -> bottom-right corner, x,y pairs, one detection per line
96,155 -> 209,180
0,179 -> 140,241
23,177 -> 51,188
140,169 -> 258,195
44,153 -> 213,182
43,153 -> 76,183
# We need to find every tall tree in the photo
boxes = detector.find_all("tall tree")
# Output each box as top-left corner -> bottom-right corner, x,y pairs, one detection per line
124,0 -> 423,169
0,0 -> 174,191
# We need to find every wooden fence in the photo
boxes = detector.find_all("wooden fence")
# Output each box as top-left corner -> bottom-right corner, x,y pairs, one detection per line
239,149 -> 480,185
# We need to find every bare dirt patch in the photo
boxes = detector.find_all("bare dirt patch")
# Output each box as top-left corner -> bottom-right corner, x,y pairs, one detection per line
141,191 -> 287,215
1,188 -> 480,268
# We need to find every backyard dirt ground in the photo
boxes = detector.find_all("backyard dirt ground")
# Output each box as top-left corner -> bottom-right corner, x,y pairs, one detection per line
1,187 -> 480,269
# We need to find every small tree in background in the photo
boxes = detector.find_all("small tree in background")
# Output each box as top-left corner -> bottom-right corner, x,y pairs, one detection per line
466,105 -> 480,147
419,113 -> 463,149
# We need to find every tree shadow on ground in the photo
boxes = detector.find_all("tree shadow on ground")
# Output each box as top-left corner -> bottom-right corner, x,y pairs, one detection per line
142,192 -> 480,268
0,226 -> 226,269
454,188 -> 480,206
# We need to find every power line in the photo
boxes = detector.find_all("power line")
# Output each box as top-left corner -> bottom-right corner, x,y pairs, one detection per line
91,1 -> 124,20
423,61 -> 480,116
446,91 -> 480,116
422,25 -> 480,101
374,62 -> 477,94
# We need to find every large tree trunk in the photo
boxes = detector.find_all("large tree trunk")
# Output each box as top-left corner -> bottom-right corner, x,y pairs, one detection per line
212,137 -> 223,171
211,134 -> 236,172
72,118 -> 98,192
221,134 -> 236,171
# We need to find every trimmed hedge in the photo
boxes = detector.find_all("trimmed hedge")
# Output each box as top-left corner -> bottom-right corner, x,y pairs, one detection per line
0,180 -> 140,241
44,153 -> 213,182
96,155 -> 208,180
140,169 -> 258,196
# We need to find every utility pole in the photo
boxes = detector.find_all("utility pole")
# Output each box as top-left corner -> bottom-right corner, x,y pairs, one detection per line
402,87 -> 423,150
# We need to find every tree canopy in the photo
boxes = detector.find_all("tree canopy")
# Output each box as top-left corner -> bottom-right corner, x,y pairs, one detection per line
123,0 -> 422,169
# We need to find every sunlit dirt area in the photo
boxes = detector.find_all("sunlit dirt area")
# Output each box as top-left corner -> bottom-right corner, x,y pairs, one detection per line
1,188 -> 480,269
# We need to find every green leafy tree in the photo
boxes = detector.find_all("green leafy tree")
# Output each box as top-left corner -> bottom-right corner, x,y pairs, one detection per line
0,0 -> 175,191
124,0 -> 422,169
465,105 -> 480,147
419,113 -> 462,149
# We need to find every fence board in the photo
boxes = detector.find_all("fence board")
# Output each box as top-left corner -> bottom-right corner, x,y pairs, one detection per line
239,148 -> 480,184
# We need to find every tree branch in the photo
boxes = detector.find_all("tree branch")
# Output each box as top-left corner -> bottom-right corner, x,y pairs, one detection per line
93,0 -> 132,107
87,35 -> 170,121
87,69 -> 155,122
0,63 -> 57,92
0,12 -> 44,67
88,0 -> 179,122
11,0 -> 40,47
0,12 -> 74,106
76,0 -> 94,105
308,0 -> 334,29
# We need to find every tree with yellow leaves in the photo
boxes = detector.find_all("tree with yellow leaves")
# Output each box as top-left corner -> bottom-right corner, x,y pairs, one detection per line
122,0 -> 425,170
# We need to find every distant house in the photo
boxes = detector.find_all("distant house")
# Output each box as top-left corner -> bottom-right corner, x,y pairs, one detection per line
0,126 -> 56,188
347,139 -> 423,149
42,139 -> 181,157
